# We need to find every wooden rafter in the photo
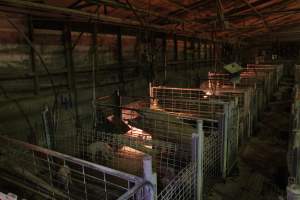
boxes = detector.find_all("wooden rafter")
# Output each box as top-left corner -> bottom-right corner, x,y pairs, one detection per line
238,0 -> 270,31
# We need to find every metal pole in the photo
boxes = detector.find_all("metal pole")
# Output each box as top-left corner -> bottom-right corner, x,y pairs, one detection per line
297,147 -> 300,184
143,155 -> 155,200
149,82 -> 153,98
42,106 -> 52,149
192,119 -> 204,200
222,104 -> 229,178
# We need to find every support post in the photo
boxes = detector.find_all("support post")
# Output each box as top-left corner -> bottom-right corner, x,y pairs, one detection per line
173,35 -> 178,61
162,35 -> 167,82
143,155 -> 156,200
204,42 -> 208,61
92,23 -> 98,101
149,82 -> 153,98
191,39 -> 195,61
297,145 -> 300,184
197,40 -> 201,61
192,120 -> 204,200
222,104 -> 229,178
92,23 -> 98,127
184,39 -> 187,61
28,15 -> 39,94
64,24 -> 80,126
113,90 -> 122,120
117,28 -> 124,84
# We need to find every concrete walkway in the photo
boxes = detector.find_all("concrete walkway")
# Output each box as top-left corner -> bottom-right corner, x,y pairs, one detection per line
208,76 -> 294,200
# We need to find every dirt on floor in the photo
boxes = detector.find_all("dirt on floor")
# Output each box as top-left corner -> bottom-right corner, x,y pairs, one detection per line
208,77 -> 294,200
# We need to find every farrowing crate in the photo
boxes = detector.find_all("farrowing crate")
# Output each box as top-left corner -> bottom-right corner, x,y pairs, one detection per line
0,135 -> 153,200
149,86 -> 239,178
207,72 -> 263,122
76,124 -> 200,200
247,64 -> 284,86
97,93 -> 238,180
45,95 -> 201,199
246,64 -> 284,101
241,69 -> 272,107
200,80 -> 253,145
95,94 -> 232,198
208,65 -> 281,124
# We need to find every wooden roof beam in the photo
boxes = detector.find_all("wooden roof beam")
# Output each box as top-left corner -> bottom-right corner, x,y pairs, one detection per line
216,0 -> 226,29
68,0 -> 83,8
151,0 -> 210,24
238,0 -> 271,31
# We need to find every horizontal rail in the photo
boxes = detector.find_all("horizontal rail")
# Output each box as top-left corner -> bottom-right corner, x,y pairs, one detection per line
0,135 -> 143,183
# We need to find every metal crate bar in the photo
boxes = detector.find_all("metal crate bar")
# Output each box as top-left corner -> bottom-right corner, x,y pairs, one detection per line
149,85 -> 239,177
200,80 -> 253,145
94,97 -> 207,199
96,96 -> 225,176
207,64 -> 282,125
0,135 -> 156,200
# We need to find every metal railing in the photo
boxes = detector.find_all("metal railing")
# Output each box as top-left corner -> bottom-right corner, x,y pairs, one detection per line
0,135 -> 155,200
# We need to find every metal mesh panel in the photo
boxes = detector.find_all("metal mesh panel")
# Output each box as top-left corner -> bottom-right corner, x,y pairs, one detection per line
200,80 -> 253,144
0,135 -> 146,200
207,65 -> 282,124
96,98 -> 224,177
203,126 -> 222,177
157,162 -> 197,200
94,98 -> 203,199
149,86 -> 239,177
75,128 -> 178,180
226,102 -> 239,173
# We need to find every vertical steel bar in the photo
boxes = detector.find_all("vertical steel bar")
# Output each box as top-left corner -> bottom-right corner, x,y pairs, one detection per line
197,120 -> 204,200
222,104 -> 229,178
192,119 -> 204,200
143,155 -> 155,200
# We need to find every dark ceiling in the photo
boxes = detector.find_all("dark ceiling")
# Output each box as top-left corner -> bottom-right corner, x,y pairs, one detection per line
1,0 -> 300,42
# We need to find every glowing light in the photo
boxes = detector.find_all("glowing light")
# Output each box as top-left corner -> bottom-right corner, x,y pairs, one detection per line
126,125 -> 152,141
205,91 -> 212,95
119,146 -> 145,155
150,98 -> 159,110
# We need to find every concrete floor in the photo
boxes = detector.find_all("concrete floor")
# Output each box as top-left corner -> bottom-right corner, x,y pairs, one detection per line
208,76 -> 294,200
